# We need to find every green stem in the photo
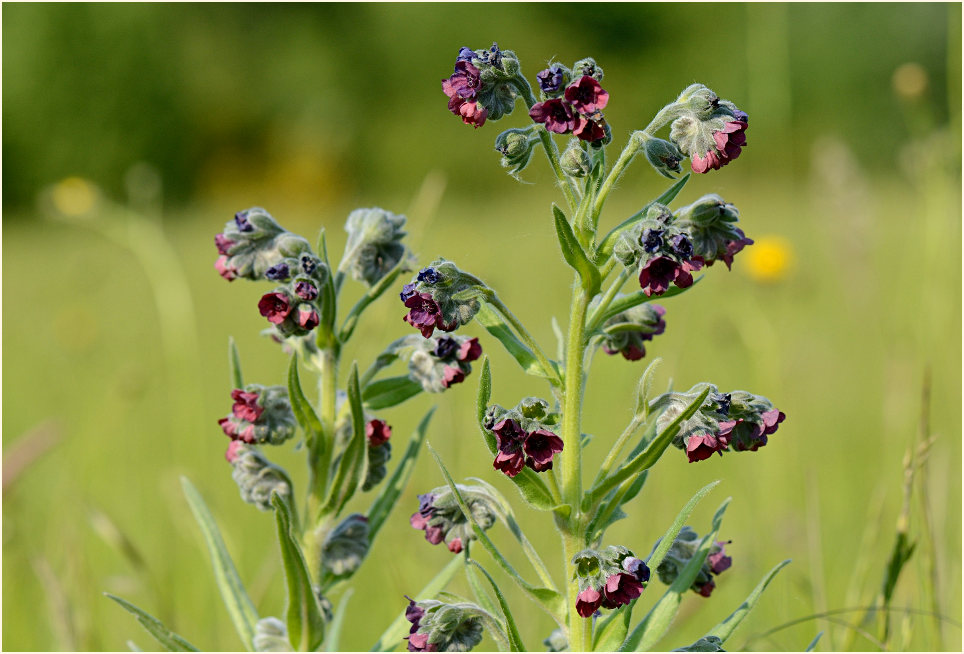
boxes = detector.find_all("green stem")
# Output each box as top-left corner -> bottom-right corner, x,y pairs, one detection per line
585,269 -> 630,340
561,283 -> 590,507
591,131 -> 645,231
558,519 -> 591,652
303,347 -> 338,581
488,293 -> 563,387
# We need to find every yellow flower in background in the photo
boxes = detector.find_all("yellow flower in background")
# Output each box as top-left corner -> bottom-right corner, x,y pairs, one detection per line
51,176 -> 98,217
744,235 -> 794,283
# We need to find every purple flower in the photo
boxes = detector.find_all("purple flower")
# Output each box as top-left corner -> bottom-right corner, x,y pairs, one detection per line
529,98 -> 577,134
403,292 -> 454,338
719,233 -> 754,270
564,76 -> 609,114
366,419 -> 392,447
231,389 -> 263,422
442,62 -> 487,128
400,283 -> 418,302
492,419 -> 526,477
264,263 -> 290,281
455,47 -> 475,63
416,267 -> 442,284
641,228 -> 664,253
669,234 -> 694,260
708,542 -> 732,575
215,255 -> 238,281
575,587 -> 602,618
434,337 -> 459,359
294,281 -> 318,300
258,292 -> 292,325
622,557 -> 651,583
440,366 -> 465,388
637,256 -> 704,297
234,211 -> 254,232
601,573 -> 643,609
537,66 -> 565,94
523,429 -> 564,472
300,255 -> 317,276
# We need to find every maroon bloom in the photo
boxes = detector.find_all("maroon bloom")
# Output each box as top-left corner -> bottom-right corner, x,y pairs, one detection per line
366,419 -> 392,447
638,256 -> 704,297
447,538 -> 463,554
215,255 -> 237,281
575,587 -> 602,618
696,578 -> 716,597
685,433 -> 726,462
761,409 -> 786,435
564,76 -> 609,114
441,365 -> 465,388
294,281 -> 319,301
296,306 -> 320,331
225,440 -> 244,463
523,429 -> 564,472
457,337 -> 483,362
214,234 -> 235,255
708,542 -> 732,575
719,233 -> 754,270
691,112 -> 749,174
258,292 -> 292,325
424,525 -> 445,545
601,573 -> 643,609
442,62 -> 487,128
529,98 -> 577,134
231,389 -> 263,422
574,115 -> 607,142
407,633 -> 437,653
492,418 -> 526,477
403,292 -> 447,338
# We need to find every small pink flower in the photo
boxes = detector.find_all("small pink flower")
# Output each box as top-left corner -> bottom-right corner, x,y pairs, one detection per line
215,255 -> 237,281
457,337 -> 482,362
225,440 -> 244,463
296,305 -> 320,330
214,234 -> 235,255
231,389 -> 263,422
258,292 -> 292,325
447,538 -> 463,554
440,365 -> 465,388
575,587 -> 602,618
366,419 -> 392,447
686,433 -> 725,462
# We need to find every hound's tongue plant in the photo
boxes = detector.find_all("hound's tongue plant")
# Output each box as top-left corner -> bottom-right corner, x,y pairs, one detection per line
108,43 -> 790,653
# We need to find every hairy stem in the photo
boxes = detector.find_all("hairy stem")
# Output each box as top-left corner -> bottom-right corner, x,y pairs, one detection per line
591,131 -> 645,231
561,283 -> 590,507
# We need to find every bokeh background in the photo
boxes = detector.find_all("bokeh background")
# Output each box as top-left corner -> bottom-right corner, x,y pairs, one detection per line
3,3 -> 961,652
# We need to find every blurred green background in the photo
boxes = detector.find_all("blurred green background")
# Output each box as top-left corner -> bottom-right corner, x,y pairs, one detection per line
3,3 -> 961,652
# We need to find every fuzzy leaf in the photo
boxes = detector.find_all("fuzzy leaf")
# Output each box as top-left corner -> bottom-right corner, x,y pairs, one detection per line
587,471 -> 649,545
635,357 -> 662,417
228,337 -> 244,389
476,305 -> 556,380
553,204 -> 601,295
370,556 -> 462,651
315,228 -> 338,348
271,493 -> 326,652
362,375 -> 423,410
287,355 -> 325,449
704,559 -> 791,643
321,363 -> 368,518
595,600 -> 634,652
181,477 -> 258,650
468,560 -> 526,651
465,559 -> 501,618
106,594 -> 199,652
595,174 -> 691,263
647,480 -> 721,573
366,407 -> 435,539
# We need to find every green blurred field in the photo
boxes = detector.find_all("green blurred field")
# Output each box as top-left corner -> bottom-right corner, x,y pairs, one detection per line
3,4 -> 961,652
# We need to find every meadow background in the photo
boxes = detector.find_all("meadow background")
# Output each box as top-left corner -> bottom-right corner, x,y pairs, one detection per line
3,3 -> 961,651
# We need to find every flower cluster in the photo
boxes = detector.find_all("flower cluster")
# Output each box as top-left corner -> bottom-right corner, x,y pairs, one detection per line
572,545 -> 651,617
599,301 -> 667,361
441,43 -> 521,128
256,250 -> 328,337
213,207 -> 313,282
530,58 -> 611,145
404,597 -> 485,653
225,442 -> 292,511
400,260 -> 484,338
338,207 -> 412,286
651,527 -> 732,597
669,84 -> 748,174
409,484 -> 498,554
218,385 -> 296,446
363,419 -> 392,491
483,397 -> 564,477
654,384 -> 786,463
320,513 -> 370,579
408,334 -> 483,393
674,195 -> 754,269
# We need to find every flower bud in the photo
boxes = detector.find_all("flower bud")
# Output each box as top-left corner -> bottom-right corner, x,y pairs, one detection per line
560,139 -> 592,177
494,128 -> 537,174
572,57 -> 604,82
213,208 -> 313,282
643,137 -> 684,179
339,207 -> 412,286
673,195 -> 753,269
599,301 -> 666,361
404,597 -> 485,652
409,484 -> 498,553
228,444 -> 292,511
321,513 -> 370,578
253,617 -> 292,652
400,259 -> 484,338
668,85 -> 748,174
649,527 -> 731,597
362,439 -> 391,491
218,385 -> 297,446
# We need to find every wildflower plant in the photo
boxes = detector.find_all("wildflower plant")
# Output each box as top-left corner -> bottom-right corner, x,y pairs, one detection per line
108,43 -> 791,652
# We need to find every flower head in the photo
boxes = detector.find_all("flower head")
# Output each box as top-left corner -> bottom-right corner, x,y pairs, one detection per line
650,526 -> 731,597
407,334 -> 483,393
218,385 -> 296,446
400,259 -> 483,338
409,484 -> 498,553
600,302 -> 667,361
669,85 -> 748,174
483,401 -> 564,478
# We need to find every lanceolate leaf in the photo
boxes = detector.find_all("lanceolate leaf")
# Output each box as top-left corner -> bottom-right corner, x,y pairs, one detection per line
366,407 -> 436,539
586,279 -> 701,335
180,477 -> 258,650
594,598 -> 633,652
321,363 -> 368,518
370,556 -> 462,652
105,594 -> 199,652
475,304 -> 555,380
287,355 -> 325,449
703,559 -> 791,644
595,174 -> 691,263
228,337 -> 244,389
271,493 -> 326,652
467,560 -> 526,652
647,480 -> 721,573
553,204 -> 601,295
362,375 -> 423,410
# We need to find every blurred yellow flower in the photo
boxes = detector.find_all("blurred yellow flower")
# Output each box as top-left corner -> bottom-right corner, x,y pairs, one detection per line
892,62 -> 928,100
51,176 -> 97,217
744,235 -> 794,283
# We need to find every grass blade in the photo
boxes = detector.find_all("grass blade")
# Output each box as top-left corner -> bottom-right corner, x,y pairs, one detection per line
703,559 -> 791,643
805,631 -> 824,651
106,594 -> 199,652
228,337 -> 244,389
323,588 -> 354,652
467,560 -> 526,652
181,477 -> 258,650
321,362 -> 368,518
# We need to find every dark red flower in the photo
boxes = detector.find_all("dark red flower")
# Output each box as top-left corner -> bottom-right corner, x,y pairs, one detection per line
574,115 -> 607,142
708,542 -> 732,575
441,366 -> 465,388
685,433 -> 726,462
215,255 -> 237,281
638,256 -> 704,297
366,419 -> 392,447
457,337 -> 483,362
442,61 -> 482,101
529,98 -> 577,134
231,389 -> 263,422
403,292 -> 447,338
601,573 -> 643,609
258,292 -> 292,325
294,281 -> 319,301
575,587 -> 602,618
296,306 -> 320,330
523,429 -> 564,472
691,112 -> 748,174
564,76 -> 609,114
447,538 -> 463,554
696,578 -> 716,597
492,419 -> 526,477
761,409 -> 786,435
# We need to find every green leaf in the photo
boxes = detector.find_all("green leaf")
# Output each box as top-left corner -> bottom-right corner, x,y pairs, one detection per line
703,559 -> 791,644
427,444 -> 566,623
882,531 -> 916,604
586,279 -> 701,335
362,375 -> 423,410
271,493 -> 326,652
476,358 -> 493,446
323,588 -> 354,653
464,557 -> 501,618
467,560 -> 526,652
321,363 -> 368,518
287,355 -> 325,448
475,304 -> 556,380
590,387 -> 712,505
553,204 -> 601,295
646,480 -> 721,574
180,477 -> 258,650
805,632 -> 824,651
228,337 -> 244,389
587,471 -> 649,545
366,407 -> 435,539
106,594 -> 199,652
635,358 -> 662,417
339,259 -> 408,342
370,556 -> 462,651
623,498 -> 731,652
315,228 -> 338,347
595,174 -> 691,263
594,601 -> 633,652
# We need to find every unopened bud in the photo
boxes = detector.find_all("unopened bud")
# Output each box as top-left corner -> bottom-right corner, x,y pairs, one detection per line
340,207 -> 411,286
321,513 -> 370,578
253,617 -> 292,652
229,445 -> 292,511
404,598 -> 485,652
560,139 -> 592,177
573,57 -> 604,82
643,137 -> 684,179
495,128 -> 537,173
